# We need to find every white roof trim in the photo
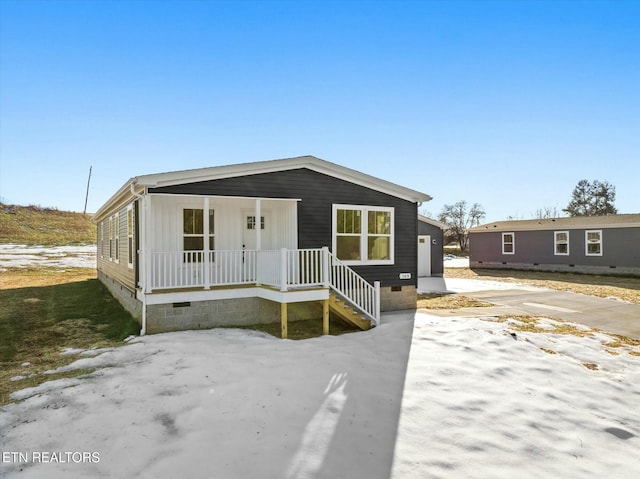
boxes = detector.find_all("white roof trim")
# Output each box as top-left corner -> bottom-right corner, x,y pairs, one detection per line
418,214 -> 448,229
137,156 -> 431,203
95,155 -> 431,220
470,214 -> 640,233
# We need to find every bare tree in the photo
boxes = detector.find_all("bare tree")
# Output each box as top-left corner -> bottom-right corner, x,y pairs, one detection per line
532,206 -> 562,219
438,201 -> 486,251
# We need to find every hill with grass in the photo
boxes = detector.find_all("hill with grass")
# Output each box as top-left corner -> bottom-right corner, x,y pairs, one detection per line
0,203 -> 96,245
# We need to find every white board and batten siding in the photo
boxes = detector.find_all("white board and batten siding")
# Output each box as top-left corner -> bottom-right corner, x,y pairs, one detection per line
147,195 -> 298,253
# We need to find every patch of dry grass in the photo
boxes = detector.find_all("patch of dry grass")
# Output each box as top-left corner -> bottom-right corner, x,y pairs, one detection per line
417,293 -> 492,310
445,267 -> 640,304
0,267 -> 96,290
482,315 -> 640,358
0,269 -> 139,405
0,203 -> 95,245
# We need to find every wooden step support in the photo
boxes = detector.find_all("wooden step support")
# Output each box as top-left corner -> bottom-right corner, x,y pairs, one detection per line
328,294 -> 372,331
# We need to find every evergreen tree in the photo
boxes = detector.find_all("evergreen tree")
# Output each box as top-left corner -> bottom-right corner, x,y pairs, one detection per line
563,180 -> 617,216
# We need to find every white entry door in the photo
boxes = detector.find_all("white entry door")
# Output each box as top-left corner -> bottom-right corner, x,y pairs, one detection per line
418,235 -> 431,277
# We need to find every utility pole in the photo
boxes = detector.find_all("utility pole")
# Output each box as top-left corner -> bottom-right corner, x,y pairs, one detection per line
83,166 -> 92,215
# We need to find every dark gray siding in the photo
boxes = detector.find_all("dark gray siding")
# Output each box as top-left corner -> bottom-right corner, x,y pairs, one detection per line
470,227 -> 640,272
150,168 -> 419,287
418,220 -> 444,276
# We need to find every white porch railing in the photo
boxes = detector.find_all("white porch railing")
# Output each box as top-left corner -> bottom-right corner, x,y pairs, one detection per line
327,250 -> 380,324
148,248 -> 380,324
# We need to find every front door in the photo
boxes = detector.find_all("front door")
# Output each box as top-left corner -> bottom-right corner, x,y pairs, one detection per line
418,235 -> 431,277
242,210 -> 270,281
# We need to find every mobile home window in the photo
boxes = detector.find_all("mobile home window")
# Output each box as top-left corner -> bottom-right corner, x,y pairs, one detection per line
585,230 -> 602,256
554,231 -> 569,255
127,205 -> 134,269
502,232 -> 515,254
113,213 -> 120,263
183,209 -> 215,261
333,205 -> 394,264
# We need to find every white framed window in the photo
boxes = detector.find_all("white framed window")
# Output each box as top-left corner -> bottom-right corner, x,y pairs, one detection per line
585,230 -> 602,256
554,231 -> 569,255
108,216 -> 114,261
332,204 -> 394,265
127,205 -> 134,269
113,213 -> 120,263
502,232 -> 515,254
183,208 -> 215,262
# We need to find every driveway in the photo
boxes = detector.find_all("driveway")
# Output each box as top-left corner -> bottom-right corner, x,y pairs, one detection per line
418,277 -> 640,339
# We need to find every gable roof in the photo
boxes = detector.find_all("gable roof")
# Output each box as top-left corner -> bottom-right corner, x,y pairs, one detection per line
94,155 -> 431,220
470,214 -> 640,233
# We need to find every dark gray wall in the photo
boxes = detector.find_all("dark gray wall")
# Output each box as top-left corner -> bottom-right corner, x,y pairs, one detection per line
469,227 -> 640,269
417,220 -> 444,276
150,168 -> 419,288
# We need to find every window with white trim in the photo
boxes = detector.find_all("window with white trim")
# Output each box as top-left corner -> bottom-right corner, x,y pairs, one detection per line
333,205 -> 393,264
127,205 -> 134,269
585,230 -> 602,256
98,221 -> 103,258
502,232 -> 515,254
183,208 -> 215,262
113,213 -> 119,263
554,231 -> 569,255
108,216 -> 114,261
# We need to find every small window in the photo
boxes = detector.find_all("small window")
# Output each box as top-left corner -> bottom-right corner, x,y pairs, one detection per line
502,233 -> 515,254
585,230 -> 602,256
246,216 -> 265,230
554,231 -> 569,255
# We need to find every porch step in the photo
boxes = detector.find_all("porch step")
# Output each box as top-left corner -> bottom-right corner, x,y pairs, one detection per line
329,294 -> 372,331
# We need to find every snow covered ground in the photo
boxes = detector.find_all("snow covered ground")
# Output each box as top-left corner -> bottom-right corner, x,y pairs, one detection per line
2,245 -> 639,477
2,312 -> 639,479
0,244 -> 96,271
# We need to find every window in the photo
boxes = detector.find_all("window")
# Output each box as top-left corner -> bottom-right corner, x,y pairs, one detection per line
554,231 -> 569,255
585,230 -> 602,256
183,209 -> 215,261
108,215 -> 119,262
502,232 -> 515,254
127,205 -> 134,268
98,221 -> 103,258
246,216 -> 265,230
111,213 -> 120,263
333,205 -> 393,264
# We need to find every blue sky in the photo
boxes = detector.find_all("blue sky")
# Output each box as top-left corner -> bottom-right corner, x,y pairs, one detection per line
1,0 -> 638,222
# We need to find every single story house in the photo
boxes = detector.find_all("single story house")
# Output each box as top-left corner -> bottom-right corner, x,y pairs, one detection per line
94,155 -> 432,335
469,214 -> 640,276
417,215 -> 446,277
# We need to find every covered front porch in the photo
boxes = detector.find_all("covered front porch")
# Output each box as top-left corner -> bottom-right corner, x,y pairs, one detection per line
137,193 -> 380,329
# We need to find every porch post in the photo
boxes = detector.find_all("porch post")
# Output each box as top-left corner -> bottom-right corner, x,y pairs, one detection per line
255,198 -> 261,251
374,280 -> 381,324
144,194 -> 152,293
281,303 -> 288,339
280,248 -> 288,292
321,246 -> 330,288
203,196 -> 210,289
322,299 -> 329,335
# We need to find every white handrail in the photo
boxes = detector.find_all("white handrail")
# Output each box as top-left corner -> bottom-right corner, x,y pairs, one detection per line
149,248 -> 381,326
326,250 -> 380,325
